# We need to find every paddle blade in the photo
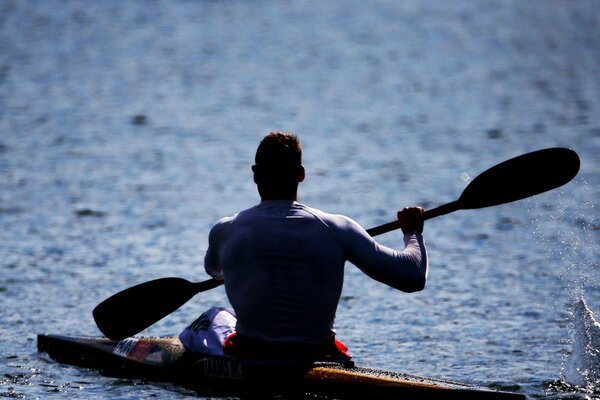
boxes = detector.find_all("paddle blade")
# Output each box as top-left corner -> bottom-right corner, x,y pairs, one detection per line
93,278 -> 220,340
370,147 -> 580,233
458,147 -> 580,210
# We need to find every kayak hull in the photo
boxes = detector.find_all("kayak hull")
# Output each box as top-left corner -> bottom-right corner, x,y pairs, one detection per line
37,334 -> 524,399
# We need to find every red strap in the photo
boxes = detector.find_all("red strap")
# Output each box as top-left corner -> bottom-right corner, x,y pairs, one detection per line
333,338 -> 351,358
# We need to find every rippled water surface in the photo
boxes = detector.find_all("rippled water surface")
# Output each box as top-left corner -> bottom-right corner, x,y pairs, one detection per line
1,1 -> 599,398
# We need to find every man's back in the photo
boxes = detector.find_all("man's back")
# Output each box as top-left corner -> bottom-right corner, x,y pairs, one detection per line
205,200 -> 428,345
205,200 -> 346,344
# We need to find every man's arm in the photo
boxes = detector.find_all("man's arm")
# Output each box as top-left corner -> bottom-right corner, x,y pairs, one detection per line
204,217 -> 232,281
339,209 -> 428,292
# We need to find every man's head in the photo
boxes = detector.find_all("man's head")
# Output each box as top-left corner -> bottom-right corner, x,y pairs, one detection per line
252,132 -> 305,200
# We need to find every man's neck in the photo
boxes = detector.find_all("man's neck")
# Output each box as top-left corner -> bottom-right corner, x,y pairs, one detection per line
260,195 -> 297,202
258,187 -> 298,201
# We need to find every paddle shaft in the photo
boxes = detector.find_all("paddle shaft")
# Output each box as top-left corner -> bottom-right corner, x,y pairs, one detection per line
366,201 -> 459,236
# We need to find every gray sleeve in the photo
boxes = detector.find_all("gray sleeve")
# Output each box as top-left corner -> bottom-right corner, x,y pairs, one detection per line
204,216 -> 234,280
336,216 -> 428,292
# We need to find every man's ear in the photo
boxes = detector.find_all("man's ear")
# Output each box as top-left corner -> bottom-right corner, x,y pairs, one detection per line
252,165 -> 259,184
298,165 -> 305,182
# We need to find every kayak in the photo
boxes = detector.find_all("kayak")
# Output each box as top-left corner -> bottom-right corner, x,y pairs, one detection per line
37,334 -> 524,399
37,334 -> 525,399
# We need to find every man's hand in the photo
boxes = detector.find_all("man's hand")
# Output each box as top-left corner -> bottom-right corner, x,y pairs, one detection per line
397,207 -> 424,234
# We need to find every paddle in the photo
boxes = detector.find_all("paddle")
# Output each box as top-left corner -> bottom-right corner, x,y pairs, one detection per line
367,147 -> 581,235
93,147 -> 580,340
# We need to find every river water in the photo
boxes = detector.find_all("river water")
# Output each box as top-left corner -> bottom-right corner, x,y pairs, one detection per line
1,1 -> 599,398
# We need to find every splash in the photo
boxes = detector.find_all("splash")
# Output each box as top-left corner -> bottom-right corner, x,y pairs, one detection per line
562,298 -> 600,389
533,180 -> 600,396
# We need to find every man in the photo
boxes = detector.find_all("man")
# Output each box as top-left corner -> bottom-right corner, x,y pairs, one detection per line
185,132 -> 427,360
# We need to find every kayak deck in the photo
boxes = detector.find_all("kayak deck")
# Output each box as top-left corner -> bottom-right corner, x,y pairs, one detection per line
37,334 -> 525,399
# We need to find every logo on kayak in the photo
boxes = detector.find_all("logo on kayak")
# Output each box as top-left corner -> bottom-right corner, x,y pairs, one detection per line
114,338 -> 154,362
114,338 -> 138,358
201,357 -> 243,380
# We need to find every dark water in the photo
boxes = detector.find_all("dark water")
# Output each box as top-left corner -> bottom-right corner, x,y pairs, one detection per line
1,1 -> 599,398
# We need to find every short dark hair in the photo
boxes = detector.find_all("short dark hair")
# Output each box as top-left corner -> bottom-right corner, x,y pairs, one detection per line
253,132 -> 302,173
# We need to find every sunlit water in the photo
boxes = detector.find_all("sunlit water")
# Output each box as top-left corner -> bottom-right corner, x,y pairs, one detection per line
1,1 -> 599,399
563,299 -> 600,392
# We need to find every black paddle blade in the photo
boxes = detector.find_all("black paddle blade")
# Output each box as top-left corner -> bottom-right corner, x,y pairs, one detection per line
93,278 -> 221,340
370,147 -> 580,233
458,147 -> 580,209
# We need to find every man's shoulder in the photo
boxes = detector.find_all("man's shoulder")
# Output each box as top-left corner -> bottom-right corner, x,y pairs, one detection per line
210,212 -> 242,234
297,203 -> 358,229
215,203 -> 262,222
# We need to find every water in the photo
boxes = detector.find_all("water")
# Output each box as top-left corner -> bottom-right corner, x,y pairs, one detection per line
564,299 -> 600,391
1,0 -> 599,398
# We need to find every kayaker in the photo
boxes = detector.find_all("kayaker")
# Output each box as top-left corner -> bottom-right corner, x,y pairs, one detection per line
180,132 -> 427,360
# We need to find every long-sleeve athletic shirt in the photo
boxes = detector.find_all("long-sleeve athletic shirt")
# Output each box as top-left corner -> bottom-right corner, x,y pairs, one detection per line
204,200 -> 428,345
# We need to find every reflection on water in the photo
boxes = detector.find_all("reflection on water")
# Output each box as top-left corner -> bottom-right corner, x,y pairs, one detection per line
1,0 -> 599,398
